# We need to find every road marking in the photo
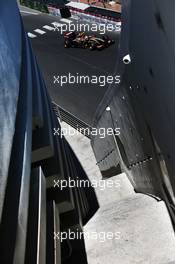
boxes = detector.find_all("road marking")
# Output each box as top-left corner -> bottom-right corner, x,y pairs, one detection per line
51,22 -> 63,27
43,25 -> 55,31
27,32 -> 37,38
60,18 -> 72,24
72,16 -> 79,20
34,29 -> 46,35
20,10 -> 39,15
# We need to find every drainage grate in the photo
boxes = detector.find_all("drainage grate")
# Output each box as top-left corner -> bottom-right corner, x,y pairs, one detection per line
52,101 -> 92,138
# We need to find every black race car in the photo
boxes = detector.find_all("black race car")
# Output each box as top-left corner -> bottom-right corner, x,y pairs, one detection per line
88,35 -> 115,50
64,31 -> 114,50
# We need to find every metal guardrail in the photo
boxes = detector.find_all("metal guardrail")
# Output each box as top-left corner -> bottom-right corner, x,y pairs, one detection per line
52,101 -> 92,138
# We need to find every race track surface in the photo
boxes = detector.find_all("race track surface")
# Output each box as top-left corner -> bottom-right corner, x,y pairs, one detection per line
21,10 -> 120,124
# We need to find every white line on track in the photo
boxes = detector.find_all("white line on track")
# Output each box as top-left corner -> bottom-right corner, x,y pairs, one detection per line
27,32 -> 37,38
20,10 -> 39,15
72,16 -> 79,20
34,29 -> 46,35
43,25 -> 55,31
60,18 -> 72,24
51,22 -> 63,27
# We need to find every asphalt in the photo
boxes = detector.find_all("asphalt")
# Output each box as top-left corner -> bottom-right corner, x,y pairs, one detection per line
21,9 -> 120,125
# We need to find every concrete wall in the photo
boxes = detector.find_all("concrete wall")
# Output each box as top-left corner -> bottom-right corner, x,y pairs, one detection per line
0,3 -> 98,263
0,0 -> 22,221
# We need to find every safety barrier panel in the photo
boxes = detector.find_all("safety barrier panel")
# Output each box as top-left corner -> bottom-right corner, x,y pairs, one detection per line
0,1 -> 99,263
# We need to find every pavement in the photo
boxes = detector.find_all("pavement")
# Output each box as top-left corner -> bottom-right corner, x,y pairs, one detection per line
20,7 -> 120,125
61,121 -> 175,264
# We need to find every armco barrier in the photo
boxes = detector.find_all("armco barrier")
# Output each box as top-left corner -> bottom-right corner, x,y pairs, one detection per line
48,4 -> 121,25
69,7 -> 121,24
48,6 -> 61,16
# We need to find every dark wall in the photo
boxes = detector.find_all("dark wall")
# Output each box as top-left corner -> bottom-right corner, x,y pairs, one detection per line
0,0 -> 22,222
91,0 -> 175,230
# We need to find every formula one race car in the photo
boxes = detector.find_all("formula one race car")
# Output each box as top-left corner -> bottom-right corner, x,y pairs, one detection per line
64,31 -> 115,51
